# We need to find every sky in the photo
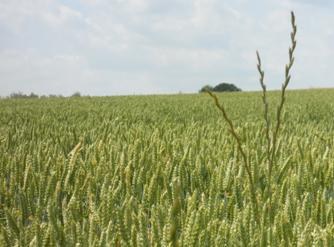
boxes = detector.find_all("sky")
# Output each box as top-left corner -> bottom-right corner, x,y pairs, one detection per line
0,0 -> 333,96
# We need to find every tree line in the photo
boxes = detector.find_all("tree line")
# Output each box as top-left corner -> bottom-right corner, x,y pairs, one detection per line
199,83 -> 241,93
4,91 -> 82,99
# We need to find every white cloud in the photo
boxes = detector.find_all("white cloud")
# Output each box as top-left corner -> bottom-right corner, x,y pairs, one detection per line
42,5 -> 83,26
0,0 -> 333,96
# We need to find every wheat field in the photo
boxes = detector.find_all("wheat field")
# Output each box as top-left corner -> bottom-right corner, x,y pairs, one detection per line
0,89 -> 334,246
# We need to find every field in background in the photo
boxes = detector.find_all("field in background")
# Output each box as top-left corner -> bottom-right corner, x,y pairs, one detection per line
0,89 -> 334,246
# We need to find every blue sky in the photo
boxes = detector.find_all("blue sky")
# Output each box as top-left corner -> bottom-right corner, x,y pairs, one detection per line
0,0 -> 333,96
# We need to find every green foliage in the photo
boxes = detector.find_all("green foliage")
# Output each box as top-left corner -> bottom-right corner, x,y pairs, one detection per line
199,85 -> 213,93
71,92 -> 82,98
199,83 -> 241,93
213,83 -> 241,92
9,92 -> 39,99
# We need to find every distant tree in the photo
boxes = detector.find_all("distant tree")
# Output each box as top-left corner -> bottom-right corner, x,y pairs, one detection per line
48,94 -> 64,98
213,83 -> 241,92
199,85 -> 214,93
71,92 -> 81,97
10,92 -> 25,98
29,92 -> 39,98
199,83 -> 241,93
9,92 -> 40,98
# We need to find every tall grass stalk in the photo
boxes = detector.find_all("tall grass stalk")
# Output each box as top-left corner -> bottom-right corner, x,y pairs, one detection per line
257,10 -> 297,242
207,11 -> 297,236
207,91 -> 260,224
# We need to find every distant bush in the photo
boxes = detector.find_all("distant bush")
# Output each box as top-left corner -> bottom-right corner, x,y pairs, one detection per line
9,92 -> 39,99
48,94 -> 64,98
71,92 -> 81,97
7,92 -> 68,99
199,85 -> 214,93
213,83 -> 241,92
29,92 -> 39,98
199,83 -> 241,93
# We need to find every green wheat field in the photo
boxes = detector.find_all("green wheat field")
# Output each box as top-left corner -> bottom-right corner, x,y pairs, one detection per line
0,88 -> 334,246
